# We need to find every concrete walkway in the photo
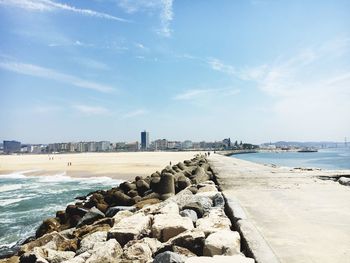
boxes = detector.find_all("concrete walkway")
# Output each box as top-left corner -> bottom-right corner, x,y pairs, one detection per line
209,154 -> 350,263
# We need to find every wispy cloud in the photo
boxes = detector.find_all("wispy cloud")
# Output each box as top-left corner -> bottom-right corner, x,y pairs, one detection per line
73,105 -> 110,115
72,57 -> 110,71
33,105 -> 63,113
174,88 -> 240,101
118,0 -> 174,37
122,109 -> 148,119
0,0 -> 129,22
0,61 -> 114,93
207,58 -> 236,75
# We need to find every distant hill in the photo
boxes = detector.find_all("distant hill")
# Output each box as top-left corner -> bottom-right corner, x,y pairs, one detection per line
262,141 -> 345,148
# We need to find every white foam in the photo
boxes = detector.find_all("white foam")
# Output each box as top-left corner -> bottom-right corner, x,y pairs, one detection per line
0,197 -> 32,206
0,184 -> 22,193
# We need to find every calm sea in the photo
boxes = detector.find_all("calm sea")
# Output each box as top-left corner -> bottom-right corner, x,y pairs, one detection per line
0,172 -> 122,255
233,148 -> 350,170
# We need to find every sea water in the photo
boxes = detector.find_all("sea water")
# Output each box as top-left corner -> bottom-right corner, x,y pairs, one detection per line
0,171 -> 122,254
233,148 -> 350,170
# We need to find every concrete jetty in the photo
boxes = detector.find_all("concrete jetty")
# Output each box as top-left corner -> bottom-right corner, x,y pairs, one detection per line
209,154 -> 350,263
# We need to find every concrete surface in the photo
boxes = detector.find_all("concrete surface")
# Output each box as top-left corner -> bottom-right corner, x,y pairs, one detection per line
209,154 -> 350,263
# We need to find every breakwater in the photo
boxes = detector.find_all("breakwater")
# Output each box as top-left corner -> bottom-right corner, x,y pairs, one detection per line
0,155 -> 254,263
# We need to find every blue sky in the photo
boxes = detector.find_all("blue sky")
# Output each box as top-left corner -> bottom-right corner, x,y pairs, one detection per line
0,0 -> 349,144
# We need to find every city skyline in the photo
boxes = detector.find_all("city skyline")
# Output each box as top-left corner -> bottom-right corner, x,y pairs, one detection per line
1,1 -> 350,144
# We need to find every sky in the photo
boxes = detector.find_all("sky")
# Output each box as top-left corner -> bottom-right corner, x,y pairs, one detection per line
0,0 -> 349,144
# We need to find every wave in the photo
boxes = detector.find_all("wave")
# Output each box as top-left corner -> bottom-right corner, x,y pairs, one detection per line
0,197 -> 33,207
0,184 -> 22,193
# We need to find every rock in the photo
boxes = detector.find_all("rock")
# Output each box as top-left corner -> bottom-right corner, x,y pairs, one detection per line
172,246 -> 197,258
158,202 -> 180,215
95,203 -> 108,214
190,167 -> 210,184
197,184 -> 217,193
159,173 -> 175,200
61,251 -> 91,263
108,213 -> 152,246
72,224 -> 111,239
56,211 -> 67,224
123,238 -> 161,262
180,209 -> 198,223
105,206 -> 136,217
182,202 -> 204,218
77,231 -> 107,255
19,232 -> 74,255
85,239 -> 123,263
45,248 -> 75,263
185,255 -> 255,263
338,177 -> 350,186
112,210 -> 134,225
152,214 -> 194,242
35,218 -> 61,238
203,230 -> 240,256
176,176 -> 191,192
177,162 -> 186,170
136,179 -> 150,196
105,191 -> 135,206
92,217 -> 114,227
153,251 -> 186,263
134,198 -> 161,210
119,182 -> 137,193
165,229 -> 205,256
0,256 -> 19,263
19,247 -> 48,263
212,193 -> 225,208
76,207 -> 105,228
65,205 -> 87,218
127,190 -> 139,198
196,208 -> 231,236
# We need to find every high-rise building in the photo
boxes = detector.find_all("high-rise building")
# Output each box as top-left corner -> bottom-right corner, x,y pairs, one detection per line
3,140 -> 21,154
141,130 -> 149,150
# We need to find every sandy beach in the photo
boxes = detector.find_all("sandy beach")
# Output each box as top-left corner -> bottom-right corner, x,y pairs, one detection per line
0,152 -> 204,181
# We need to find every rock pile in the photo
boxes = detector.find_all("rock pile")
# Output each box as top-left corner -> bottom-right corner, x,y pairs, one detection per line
1,155 -> 254,263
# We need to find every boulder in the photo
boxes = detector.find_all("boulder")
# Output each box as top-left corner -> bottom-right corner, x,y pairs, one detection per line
165,229 -> 205,256
0,256 -> 19,263
185,255 -> 254,263
112,210 -> 134,225
108,213 -> 152,246
19,247 -> 48,263
180,209 -> 198,223
85,239 -> 123,263
77,231 -> 107,255
105,206 -> 136,217
91,217 -> 114,227
72,224 -> 111,239
338,177 -> 350,186
19,232 -> 75,255
65,205 -> 87,218
35,218 -> 61,238
197,184 -> 217,193
212,193 -> 225,208
190,167 -> 210,184
123,238 -> 161,262
104,191 -> 135,206
172,246 -> 197,258
196,208 -> 231,236
152,214 -> 194,242
61,251 -> 91,263
153,251 -> 186,263
203,230 -> 240,256
134,198 -> 160,210
76,207 -> 105,228
119,182 -> 137,193
45,248 -> 75,263
182,202 -> 204,218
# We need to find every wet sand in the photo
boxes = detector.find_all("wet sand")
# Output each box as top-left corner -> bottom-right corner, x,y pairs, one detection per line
0,152 -> 203,181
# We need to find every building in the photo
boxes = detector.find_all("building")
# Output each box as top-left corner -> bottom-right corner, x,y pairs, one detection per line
125,141 -> 139,152
154,139 -> 168,151
3,140 -> 21,154
141,130 -> 149,150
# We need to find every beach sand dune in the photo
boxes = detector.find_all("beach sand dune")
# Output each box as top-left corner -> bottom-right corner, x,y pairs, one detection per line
0,152 -> 204,180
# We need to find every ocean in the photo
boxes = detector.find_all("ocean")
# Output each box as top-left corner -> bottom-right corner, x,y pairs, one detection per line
233,148 -> 350,170
0,171 -> 122,255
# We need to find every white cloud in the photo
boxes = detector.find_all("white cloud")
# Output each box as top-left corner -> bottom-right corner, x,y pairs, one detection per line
207,58 -> 236,75
118,0 -> 174,37
0,0 -> 129,22
0,61 -> 114,93
174,88 -> 240,101
122,109 -> 148,119
73,105 -> 109,115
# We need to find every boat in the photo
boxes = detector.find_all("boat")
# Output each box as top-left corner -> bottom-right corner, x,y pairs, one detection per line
298,148 -> 318,153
